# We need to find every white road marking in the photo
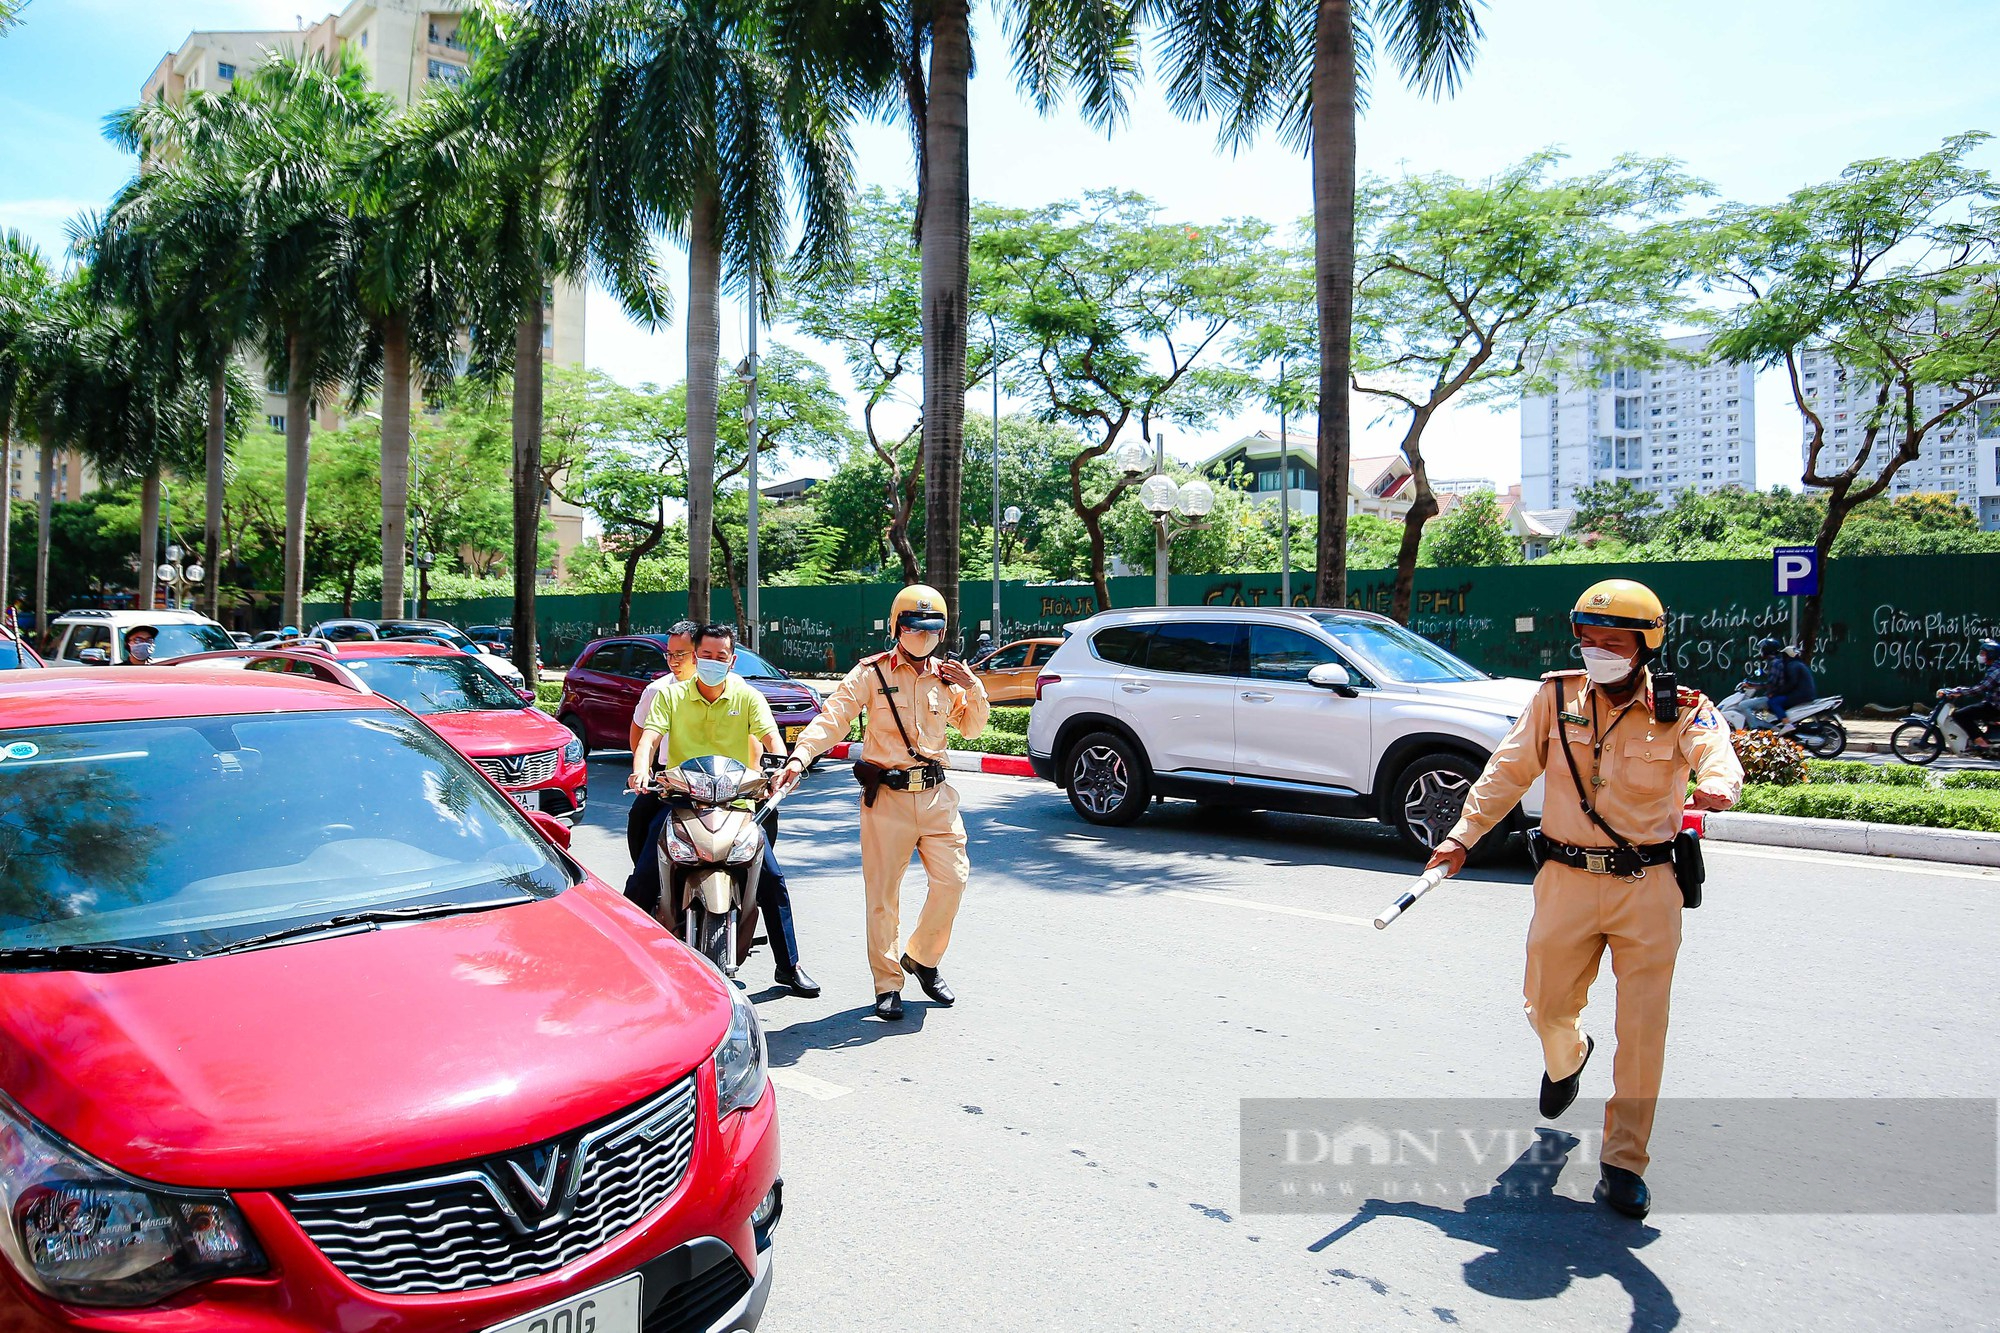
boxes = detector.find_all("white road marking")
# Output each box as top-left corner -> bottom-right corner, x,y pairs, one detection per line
1705,841 -> 2000,882
1162,888 -> 1373,926
769,1068 -> 853,1100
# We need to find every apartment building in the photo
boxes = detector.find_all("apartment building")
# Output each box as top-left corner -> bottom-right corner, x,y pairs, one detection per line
7,449 -> 98,506
140,0 -> 592,567
1795,349 -> 2000,530
1520,332 -> 1755,511
1199,429 -> 1416,522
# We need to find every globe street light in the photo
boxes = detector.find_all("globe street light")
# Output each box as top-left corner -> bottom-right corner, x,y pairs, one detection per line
156,548 -> 204,610
1120,433 -> 1211,607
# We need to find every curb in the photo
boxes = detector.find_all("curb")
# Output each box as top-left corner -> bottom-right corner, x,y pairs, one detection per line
823,741 -> 1036,779
1705,810 -> 2000,868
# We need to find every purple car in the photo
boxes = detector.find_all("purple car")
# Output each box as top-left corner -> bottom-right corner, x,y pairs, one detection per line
556,635 -> 825,753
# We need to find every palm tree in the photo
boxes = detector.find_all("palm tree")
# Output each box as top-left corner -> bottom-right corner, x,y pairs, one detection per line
492,0 -> 850,624
13,273 -> 105,639
1145,0 -> 1484,608
96,93 -> 265,620
0,231 -> 54,620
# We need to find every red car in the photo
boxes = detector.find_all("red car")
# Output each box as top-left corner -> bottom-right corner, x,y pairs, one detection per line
1,631 -> 45,671
558,638 -> 823,754
198,642 -> 592,825
0,668 -> 779,1331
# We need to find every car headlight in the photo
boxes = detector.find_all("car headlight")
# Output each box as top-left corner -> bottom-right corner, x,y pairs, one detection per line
715,991 -> 768,1119
0,1093 -> 264,1307
562,737 -> 583,765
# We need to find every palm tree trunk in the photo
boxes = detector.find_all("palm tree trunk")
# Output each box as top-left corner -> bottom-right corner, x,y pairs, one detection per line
138,467 -> 161,611
203,363 -> 226,621
282,328 -> 312,629
0,410 -> 13,620
921,0 -> 972,646
34,439 -> 52,644
1311,0 -> 1357,610
379,314 -> 412,620
510,296 -> 546,688
685,190 -> 722,625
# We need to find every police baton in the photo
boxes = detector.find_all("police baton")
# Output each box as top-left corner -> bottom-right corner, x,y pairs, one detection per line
1373,865 -> 1450,930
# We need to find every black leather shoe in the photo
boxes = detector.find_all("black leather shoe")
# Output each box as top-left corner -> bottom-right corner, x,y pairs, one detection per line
1596,1163 -> 1651,1219
1539,1035 -> 1594,1120
900,953 -> 955,1006
773,965 -> 820,998
873,992 -> 904,1021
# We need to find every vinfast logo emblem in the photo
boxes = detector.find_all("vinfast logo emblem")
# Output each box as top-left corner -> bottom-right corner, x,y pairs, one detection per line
495,753 -> 528,784
489,1139 -> 582,1230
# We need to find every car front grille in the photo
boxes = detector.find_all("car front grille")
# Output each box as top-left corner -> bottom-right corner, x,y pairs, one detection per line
475,747 -> 562,788
285,1078 -> 699,1295
646,1254 -> 752,1332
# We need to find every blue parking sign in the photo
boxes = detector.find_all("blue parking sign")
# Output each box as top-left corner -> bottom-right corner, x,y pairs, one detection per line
1773,545 -> 1819,597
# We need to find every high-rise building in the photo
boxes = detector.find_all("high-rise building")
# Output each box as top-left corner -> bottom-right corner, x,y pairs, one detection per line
7,450 -> 98,506
1795,348 -> 2000,530
1520,332 -> 1755,511
139,1 -> 592,567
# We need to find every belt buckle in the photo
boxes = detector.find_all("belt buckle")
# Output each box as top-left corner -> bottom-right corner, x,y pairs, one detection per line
906,768 -> 928,792
1584,851 -> 1611,875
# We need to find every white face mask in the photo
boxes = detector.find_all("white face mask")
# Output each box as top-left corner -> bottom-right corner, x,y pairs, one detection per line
899,630 -> 942,660
1580,645 -> 1636,685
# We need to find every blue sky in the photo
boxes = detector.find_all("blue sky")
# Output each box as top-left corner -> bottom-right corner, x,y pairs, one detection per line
3,0 -> 1996,490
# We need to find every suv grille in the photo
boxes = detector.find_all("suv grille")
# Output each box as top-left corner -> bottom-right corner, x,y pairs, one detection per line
475,747 -> 562,788
285,1078 -> 699,1294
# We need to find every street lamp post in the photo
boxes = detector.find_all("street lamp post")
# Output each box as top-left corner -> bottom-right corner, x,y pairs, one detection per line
155,544 -> 204,611
989,311 -> 1002,647
741,247 -> 762,653
1278,358 -> 1291,607
1117,432 -> 1214,607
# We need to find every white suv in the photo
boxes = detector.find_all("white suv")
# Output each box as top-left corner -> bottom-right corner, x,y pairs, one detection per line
1026,606 -> 1545,856
46,609 -> 234,666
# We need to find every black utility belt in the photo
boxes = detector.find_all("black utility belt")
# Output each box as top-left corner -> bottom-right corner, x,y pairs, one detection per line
879,761 -> 948,791
1527,830 -> 1675,877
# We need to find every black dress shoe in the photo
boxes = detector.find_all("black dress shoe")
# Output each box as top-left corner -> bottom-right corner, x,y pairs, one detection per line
900,953 -> 955,1006
1539,1035 -> 1594,1120
1596,1163 -> 1651,1219
773,964 -> 820,998
873,992 -> 904,1021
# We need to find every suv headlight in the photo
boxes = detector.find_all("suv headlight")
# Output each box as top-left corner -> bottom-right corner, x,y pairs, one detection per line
0,1093 -> 264,1307
562,737 -> 584,765
715,991 -> 768,1119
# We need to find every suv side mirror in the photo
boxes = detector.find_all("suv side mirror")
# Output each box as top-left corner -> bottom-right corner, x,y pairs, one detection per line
78,647 -> 111,666
1307,662 -> 1356,696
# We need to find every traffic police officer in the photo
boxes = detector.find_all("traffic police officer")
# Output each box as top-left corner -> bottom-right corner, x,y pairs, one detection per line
1426,578 -> 1743,1219
772,584 -> 990,1020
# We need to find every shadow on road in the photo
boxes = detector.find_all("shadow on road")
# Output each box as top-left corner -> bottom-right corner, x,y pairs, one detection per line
764,1001 -> 933,1066
1309,1128 -> 1679,1333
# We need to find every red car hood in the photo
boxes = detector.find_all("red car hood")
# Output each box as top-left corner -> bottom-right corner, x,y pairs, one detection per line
749,680 -> 818,712
424,705 -> 572,756
0,887 -> 731,1190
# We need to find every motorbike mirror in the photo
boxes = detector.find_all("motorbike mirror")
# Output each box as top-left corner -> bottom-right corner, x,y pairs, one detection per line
527,810 -> 572,850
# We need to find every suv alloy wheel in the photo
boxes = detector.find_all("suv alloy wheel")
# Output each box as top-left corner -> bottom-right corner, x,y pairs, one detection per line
1065,731 -> 1151,826
1390,752 -> 1485,859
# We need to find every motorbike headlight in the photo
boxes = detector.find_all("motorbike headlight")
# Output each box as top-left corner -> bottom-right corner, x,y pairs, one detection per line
715,991 -> 768,1119
0,1093 -> 264,1307
562,737 -> 584,765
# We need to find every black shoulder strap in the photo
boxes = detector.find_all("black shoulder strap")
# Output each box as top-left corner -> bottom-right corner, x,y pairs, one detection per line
1551,677 -> 1638,852
868,657 -> 925,764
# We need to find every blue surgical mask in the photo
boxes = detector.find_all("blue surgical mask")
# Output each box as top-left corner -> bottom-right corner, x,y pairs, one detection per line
695,658 -> 730,687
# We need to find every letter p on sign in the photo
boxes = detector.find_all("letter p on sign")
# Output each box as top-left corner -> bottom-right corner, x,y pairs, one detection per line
1773,545 -> 1820,597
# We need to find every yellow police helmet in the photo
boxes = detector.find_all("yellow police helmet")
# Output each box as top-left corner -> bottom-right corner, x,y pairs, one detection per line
890,583 -> 948,635
1571,579 -> 1667,651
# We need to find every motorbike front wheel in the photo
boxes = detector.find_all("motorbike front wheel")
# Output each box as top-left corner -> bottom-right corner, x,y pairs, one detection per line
1794,716 -> 1847,759
691,906 -> 734,974
1891,721 -> 1945,766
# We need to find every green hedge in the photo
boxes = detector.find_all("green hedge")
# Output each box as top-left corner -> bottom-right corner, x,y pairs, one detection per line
1941,769 -> 2000,791
1737,783 -> 2000,833
948,727 -> 1027,756
1804,760 -> 1930,786
536,680 -> 564,708
987,706 -> 1031,735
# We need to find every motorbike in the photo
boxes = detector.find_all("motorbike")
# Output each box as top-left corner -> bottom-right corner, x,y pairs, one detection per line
649,754 -> 783,977
1891,698 -> 1984,766
1717,685 -> 1848,758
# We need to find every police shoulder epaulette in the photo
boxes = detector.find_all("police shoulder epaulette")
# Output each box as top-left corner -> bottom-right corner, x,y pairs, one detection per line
1541,668 -> 1586,681
857,651 -> 892,667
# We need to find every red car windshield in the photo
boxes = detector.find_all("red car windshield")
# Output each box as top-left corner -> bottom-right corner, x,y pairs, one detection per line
0,710 -> 571,959
0,639 -> 40,671
344,655 -> 526,715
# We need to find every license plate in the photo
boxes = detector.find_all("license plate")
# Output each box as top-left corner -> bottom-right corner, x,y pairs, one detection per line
482,1272 -> 641,1333
784,725 -> 802,743
509,789 -> 535,811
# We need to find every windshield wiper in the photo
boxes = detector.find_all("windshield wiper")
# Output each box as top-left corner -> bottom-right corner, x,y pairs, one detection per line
0,944 -> 189,973
199,895 -> 533,959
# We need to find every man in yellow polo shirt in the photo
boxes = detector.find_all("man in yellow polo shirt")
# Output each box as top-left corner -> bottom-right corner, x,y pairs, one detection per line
627,623 -> 818,997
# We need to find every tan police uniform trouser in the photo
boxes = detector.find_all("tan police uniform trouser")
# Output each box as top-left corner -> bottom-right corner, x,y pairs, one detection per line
1524,860 -> 1682,1175
858,782 -> 969,995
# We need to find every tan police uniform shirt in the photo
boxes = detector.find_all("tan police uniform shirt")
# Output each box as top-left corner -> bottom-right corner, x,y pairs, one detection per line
791,650 -> 990,769
1448,668 -> 1743,850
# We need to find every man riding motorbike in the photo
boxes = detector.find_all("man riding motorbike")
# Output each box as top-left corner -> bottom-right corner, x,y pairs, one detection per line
1741,637 -> 1816,725
1939,637 -> 2000,751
